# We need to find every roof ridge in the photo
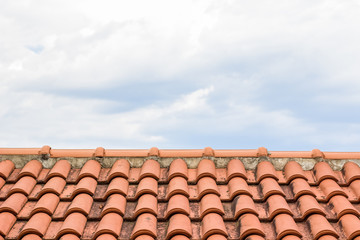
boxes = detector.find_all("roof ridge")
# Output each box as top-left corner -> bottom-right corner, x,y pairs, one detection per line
1,146 -> 360,160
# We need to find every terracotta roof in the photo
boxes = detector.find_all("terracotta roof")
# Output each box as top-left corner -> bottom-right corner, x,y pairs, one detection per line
1,147 -> 360,239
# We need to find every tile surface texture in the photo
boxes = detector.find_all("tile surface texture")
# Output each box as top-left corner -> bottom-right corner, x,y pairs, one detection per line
1,148 -> 360,239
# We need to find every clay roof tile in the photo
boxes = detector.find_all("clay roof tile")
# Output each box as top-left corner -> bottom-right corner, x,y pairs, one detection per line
45,160 -> 71,181
94,212 -> 123,239
1,148 -> 360,239
0,160 -> 15,179
166,214 -> 192,240
168,158 -> 188,180
106,159 -> 130,181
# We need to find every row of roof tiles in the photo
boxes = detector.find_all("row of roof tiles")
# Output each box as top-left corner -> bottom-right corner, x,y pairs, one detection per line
1,158 -> 360,239
2,158 -> 360,185
2,146 -> 360,159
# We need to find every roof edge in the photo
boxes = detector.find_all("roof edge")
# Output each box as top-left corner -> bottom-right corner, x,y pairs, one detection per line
1,146 -> 360,159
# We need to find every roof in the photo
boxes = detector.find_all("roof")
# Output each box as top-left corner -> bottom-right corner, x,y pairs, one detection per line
1,147 -> 360,239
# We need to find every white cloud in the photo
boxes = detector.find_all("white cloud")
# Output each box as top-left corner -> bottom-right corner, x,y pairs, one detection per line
1,0 -> 360,150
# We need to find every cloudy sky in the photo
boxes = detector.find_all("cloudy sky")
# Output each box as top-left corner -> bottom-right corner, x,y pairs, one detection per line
1,0 -> 360,151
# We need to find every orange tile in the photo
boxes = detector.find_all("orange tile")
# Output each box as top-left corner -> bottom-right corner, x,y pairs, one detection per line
259,178 -> 285,200
329,195 -> 359,219
226,159 -> 247,181
282,235 -> 301,240
228,176 -> 251,200
40,176 -> 67,196
17,201 -> 36,219
37,168 -> 50,182
17,160 -> 42,180
273,213 -> 302,240
339,214 -> 360,239
283,161 -> 307,183
77,160 -> 101,182
166,176 -> 189,199
241,235 -> 265,240
168,158 -> 188,181
234,195 -> 258,219
0,212 -> 16,236
94,212 -> 123,239
135,177 -> 158,199
0,192 -> 27,214
106,159 -> 130,181
350,180 -> 360,200
343,161 -> 360,185
95,233 -> 117,240
0,178 -> 4,191
166,214 -> 192,239
134,194 -> 158,217
319,179 -> 347,201
104,176 -> 129,199
166,194 -> 190,218
101,193 -> 126,217
297,195 -> 325,219
139,159 -> 160,181
134,235 -> 155,240
57,212 -> 87,238
94,147 -> 105,157
59,233 -> 80,240
201,213 -> 227,240
238,213 -> 265,240
314,162 -> 338,183
307,214 -> 338,239
196,159 -> 216,182
31,193 -> 59,216
256,161 -> 278,182
131,213 -> 157,239
317,236 -> 338,240
19,212 -> 51,238
197,177 -> 219,199
66,193 -> 93,217
199,193 -> 224,218
71,177 -> 98,198
290,178 -> 315,200
207,234 -> 227,240
8,176 -> 37,196
21,233 -> 42,240
45,160 -> 71,181
0,160 -> 15,179
266,194 -> 292,220
148,147 -> 160,157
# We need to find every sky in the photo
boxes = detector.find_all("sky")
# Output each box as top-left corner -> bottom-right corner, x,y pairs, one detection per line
1,0 -> 360,151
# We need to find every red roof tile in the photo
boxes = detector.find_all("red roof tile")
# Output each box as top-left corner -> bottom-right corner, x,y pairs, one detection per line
1,147 -> 360,239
